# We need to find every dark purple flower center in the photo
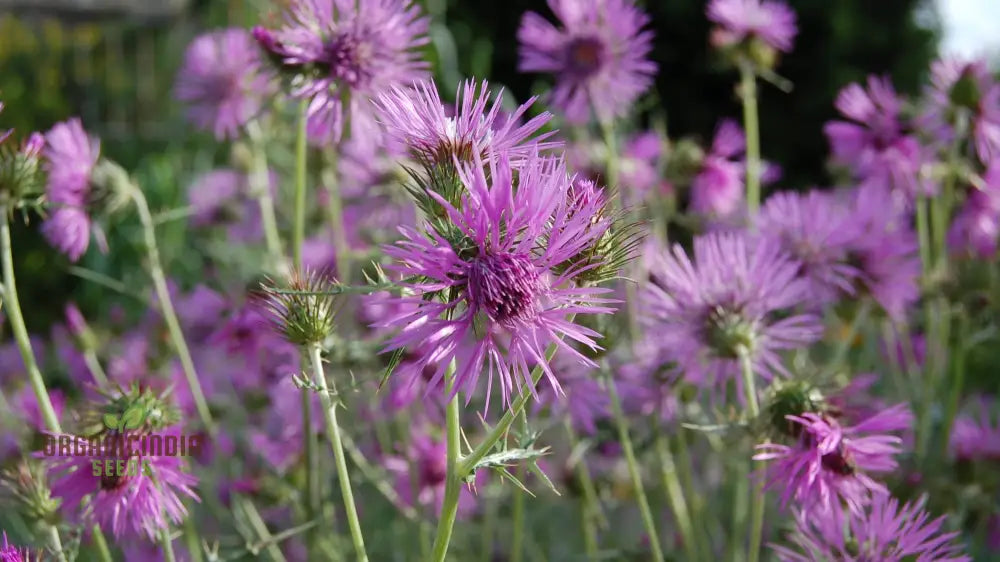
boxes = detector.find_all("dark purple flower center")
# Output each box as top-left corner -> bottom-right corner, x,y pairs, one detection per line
467,252 -> 542,327
98,455 -> 139,491
820,447 -> 856,476
420,450 -> 448,487
564,36 -> 606,78
325,31 -> 374,89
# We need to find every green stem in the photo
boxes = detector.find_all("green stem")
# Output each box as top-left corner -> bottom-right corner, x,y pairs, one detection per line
324,150 -> 351,283
0,204 -> 61,433
830,299 -> 871,368
246,120 -> 284,269
309,344 -> 369,561
238,495 -> 287,562
941,312 -> 967,462
739,63 -> 762,217
675,429 -> 710,561
83,349 -> 109,389
738,348 -> 764,562
510,409 -> 529,562
916,196 -> 932,276
599,119 -> 640,343
604,371 -> 665,562
564,420 -> 604,559
293,101 -> 308,271
132,187 -> 215,436
161,526 -> 177,562
183,516 -> 206,562
655,434 -> 698,562
47,525 -> 68,562
292,103 -> 320,544
92,525 -> 113,562
430,361 -> 461,562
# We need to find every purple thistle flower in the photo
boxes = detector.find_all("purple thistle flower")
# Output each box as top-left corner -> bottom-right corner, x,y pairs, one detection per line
757,190 -> 860,305
12,386 -> 65,431
535,356 -> 609,436
385,430 -> 483,517
375,79 -> 560,165
948,161 -> 1000,259
691,120 -> 746,221
772,493 -> 970,562
41,118 -> 100,262
175,29 -> 269,140
640,232 -> 821,393
707,0 -> 798,53
619,131 -> 668,206
922,58 -> 1000,165
825,76 -> 930,198
0,532 -> 32,562
844,184 -> 921,320
754,404 -> 911,516
949,397 -> 1000,462
517,0 -> 657,124
46,429 -> 200,539
253,0 -> 430,146
378,152 -> 617,409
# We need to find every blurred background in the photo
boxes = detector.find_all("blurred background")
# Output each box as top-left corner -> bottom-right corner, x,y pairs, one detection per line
0,0 -> 997,331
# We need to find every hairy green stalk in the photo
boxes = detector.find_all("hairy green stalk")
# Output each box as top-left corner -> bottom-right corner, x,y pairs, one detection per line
739,63 -> 762,216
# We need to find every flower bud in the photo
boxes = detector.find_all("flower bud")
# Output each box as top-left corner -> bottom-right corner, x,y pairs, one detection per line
260,269 -> 339,346
88,158 -> 134,216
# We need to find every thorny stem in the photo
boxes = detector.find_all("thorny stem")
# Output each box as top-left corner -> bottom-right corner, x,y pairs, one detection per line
430,360 -> 462,562
309,344 -> 369,561
132,187 -> 216,437
738,347 -> 765,562
604,369 -> 665,562
739,62 -> 762,217
238,494 -> 287,562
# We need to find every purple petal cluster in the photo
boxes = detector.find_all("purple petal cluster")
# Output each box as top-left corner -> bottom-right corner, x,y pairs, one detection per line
375,79 -> 560,165
253,0 -> 430,145
640,232 -> 821,393
378,152 -> 616,408
922,58 -> 1000,165
772,493 -> 970,562
825,76 -> 930,198
755,404 -> 912,516
948,161 -> 1000,258
691,120 -> 747,222
707,0 -> 798,53
175,28 -> 270,140
518,0 -> 657,124
45,429 -> 200,539
40,119 -> 100,262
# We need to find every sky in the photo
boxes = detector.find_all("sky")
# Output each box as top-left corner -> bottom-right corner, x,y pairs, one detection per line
939,0 -> 1000,58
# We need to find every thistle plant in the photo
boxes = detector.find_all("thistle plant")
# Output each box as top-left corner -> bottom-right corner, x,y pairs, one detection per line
2,0 -> 998,560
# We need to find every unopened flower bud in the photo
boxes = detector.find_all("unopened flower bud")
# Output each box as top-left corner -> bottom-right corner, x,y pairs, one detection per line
88,158 -> 134,216
260,269 -> 339,346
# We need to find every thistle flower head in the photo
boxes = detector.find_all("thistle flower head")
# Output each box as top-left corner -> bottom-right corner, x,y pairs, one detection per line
80,384 -> 181,437
45,427 -> 200,539
1,461 -> 60,526
640,232 -> 821,393
0,123 -> 44,203
253,0 -> 430,146
518,0 -> 657,124
755,404 -> 912,516
378,151 -> 619,409
259,269 -> 339,346
175,28 -> 270,140
41,118 -> 101,262
923,57 -> 1000,165
0,532 -> 34,562
772,494 -> 971,562
707,0 -> 798,57
375,79 -> 560,167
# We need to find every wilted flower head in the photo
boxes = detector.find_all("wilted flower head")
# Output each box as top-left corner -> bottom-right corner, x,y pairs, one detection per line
755,404 -> 911,516
707,0 -> 798,54
825,76 -> 929,198
923,57 -> 1000,165
640,232 -> 821,395
518,0 -> 657,124
378,151 -> 618,409
772,493 -> 970,562
46,428 -> 200,539
375,79 -> 559,167
41,118 -> 101,262
758,190 -> 859,305
253,0 -> 430,145
175,28 -> 270,140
